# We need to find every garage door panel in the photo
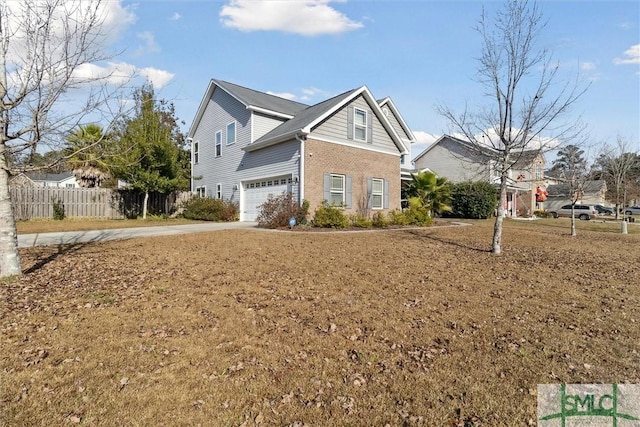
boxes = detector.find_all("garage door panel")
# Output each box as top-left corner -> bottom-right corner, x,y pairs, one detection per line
242,176 -> 291,221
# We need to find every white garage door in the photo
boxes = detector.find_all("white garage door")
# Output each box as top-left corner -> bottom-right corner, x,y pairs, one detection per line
242,176 -> 292,221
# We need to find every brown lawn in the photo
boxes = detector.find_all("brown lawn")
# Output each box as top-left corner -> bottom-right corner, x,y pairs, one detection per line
2,219 -> 639,426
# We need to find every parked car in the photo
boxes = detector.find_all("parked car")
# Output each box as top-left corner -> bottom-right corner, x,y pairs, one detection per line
594,204 -> 614,215
549,204 -> 599,220
624,206 -> 640,215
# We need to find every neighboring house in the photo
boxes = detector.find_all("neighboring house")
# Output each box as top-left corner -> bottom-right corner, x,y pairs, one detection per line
412,135 -> 545,216
10,171 -> 79,188
188,79 -> 414,221
544,180 -> 608,212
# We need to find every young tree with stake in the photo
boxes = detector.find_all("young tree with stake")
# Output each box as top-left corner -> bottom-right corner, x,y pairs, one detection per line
438,0 -> 587,254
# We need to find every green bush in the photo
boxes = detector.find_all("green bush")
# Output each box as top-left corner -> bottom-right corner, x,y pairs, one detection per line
256,193 -> 309,229
403,197 -> 432,226
181,196 -> 238,221
52,197 -> 65,220
447,181 -> 498,219
312,201 -> 348,228
371,211 -> 388,228
387,209 -> 410,226
348,213 -> 372,228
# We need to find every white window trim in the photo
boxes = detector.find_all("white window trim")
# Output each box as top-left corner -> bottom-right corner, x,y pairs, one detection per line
193,140 -> 199,164
216,183 -> 222,199
330,174 -> 346,205
353,108 -> 367,142
196,186 -> 206,197
226,121 -> 236,145
215,131 -> 222,157
371,178 -> 384,210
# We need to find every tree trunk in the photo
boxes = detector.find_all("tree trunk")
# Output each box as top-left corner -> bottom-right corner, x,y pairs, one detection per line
570,207 -> 577,237
142,191 -> 149,220
0,165 -> 22,278
492,177 -> 508,255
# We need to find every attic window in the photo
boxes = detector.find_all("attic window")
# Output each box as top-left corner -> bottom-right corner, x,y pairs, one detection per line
354,108 -> 367,141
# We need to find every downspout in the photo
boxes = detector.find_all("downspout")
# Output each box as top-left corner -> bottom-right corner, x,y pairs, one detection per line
296,135 -> 305,204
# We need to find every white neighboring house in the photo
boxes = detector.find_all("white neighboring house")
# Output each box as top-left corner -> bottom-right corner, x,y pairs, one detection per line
11,172 -> 80,188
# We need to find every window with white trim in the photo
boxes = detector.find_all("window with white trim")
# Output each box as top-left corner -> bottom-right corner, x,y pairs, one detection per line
226,122 -> 236,145
216,183 -> 222,199
330,174 -> 346,205
193,141 -> 199,164
215,131 -> 222,157
196,186 -> 206,197
354,108 -> 367,141
371,178 -> 384,209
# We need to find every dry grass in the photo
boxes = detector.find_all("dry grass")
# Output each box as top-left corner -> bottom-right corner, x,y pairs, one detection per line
2,219 -> 639,426
15,218 -> 203,235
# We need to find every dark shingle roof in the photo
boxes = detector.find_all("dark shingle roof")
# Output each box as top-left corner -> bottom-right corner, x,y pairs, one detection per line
546,180 -> 606,196
253,89 -> 358,146
25,172 -> 73,182
214,79 -> 308,117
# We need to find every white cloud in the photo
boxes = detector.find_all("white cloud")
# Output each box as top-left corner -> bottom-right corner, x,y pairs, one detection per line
138,67 -> 175,89
135,31 -> 161,56
72,62 -> 174,89
613,44 -> 640,65
219,0 -> 363,36
579,62 -> 596,71
170,12 -> 182,21
267,91 -> 298,100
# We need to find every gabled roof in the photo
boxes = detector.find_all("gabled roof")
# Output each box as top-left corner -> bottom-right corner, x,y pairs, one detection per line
377,97 -> 416,144
24,171 -> 74,182
413,134 -> 542,168
188,79 -> 309,137
246,85 -> 409,154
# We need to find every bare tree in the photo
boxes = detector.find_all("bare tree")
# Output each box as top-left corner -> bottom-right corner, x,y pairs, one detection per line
596,136 -> 639,219
551,144 -> 592,236
437,0 -> 587,254
0,0 -> 126,277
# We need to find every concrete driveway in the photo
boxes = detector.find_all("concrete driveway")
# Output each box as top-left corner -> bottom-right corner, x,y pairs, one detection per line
18,222 -> 258,248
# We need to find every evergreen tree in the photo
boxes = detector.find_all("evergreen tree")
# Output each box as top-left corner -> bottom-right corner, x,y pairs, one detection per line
110,85 -> 190,219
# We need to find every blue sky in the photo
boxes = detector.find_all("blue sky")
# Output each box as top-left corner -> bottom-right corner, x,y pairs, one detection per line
98,0 -> 639,159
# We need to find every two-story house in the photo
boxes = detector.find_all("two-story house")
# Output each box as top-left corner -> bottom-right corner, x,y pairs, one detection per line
188,79 -> 415,221
413,135 -> 545,216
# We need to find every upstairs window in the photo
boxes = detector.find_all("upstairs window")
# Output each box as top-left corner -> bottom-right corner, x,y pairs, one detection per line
354,108 -> 367,141
215,131 -> 222,157
226,122 -> 236,145
193,141 -> 199,164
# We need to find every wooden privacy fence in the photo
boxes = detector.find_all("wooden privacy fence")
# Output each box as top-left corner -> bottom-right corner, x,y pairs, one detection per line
10,186 -> 186,220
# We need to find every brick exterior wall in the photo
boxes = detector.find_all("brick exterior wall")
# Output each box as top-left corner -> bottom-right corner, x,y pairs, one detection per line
303,138 -> 401,216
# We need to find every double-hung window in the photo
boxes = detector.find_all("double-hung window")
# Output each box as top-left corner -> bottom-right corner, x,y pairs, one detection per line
216,183 -> 222,199
215,131 -> 222,157
371,178 -> 384,209
354,108 -> 367,141
226,122 -> 236,145
193,141 -> 199,164
330,174 -> 346,205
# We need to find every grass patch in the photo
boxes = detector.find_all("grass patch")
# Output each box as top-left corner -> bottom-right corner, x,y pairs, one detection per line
2,220 -> 639,425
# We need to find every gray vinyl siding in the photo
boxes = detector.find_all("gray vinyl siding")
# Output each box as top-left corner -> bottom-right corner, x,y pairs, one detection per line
252,112 -> 286,142
310,95 -> 398,154
385,109 -> 412,140
191,92 -> 300,201
414,142 -> 490,183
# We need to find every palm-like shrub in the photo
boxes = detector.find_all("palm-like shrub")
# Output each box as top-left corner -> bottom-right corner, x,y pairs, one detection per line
405,171 -> 452,217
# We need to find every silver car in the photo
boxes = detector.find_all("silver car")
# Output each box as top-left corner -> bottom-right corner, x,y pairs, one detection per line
549,204 -> 599,220
624,206 -> 640,215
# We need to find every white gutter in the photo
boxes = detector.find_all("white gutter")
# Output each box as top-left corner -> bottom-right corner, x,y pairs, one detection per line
296,135 -> 305,203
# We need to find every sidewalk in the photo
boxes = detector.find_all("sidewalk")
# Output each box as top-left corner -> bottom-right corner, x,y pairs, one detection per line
17,222 -> 258,248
